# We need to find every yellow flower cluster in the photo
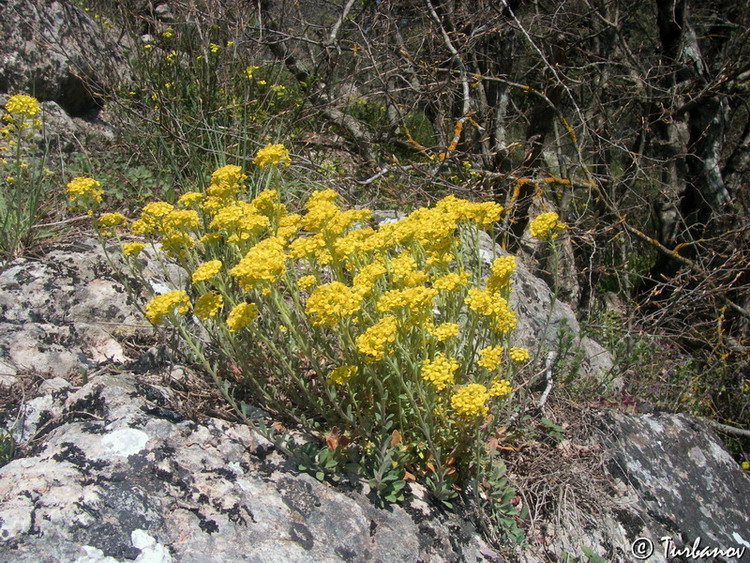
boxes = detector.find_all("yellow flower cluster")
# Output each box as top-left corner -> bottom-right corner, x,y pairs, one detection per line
109,155 -> 535,469
121,241 -> 145,257
192,260 -> 222,283
464,288 -> 517,333
433,270 -> 469,291
328,365 -> 358,385
356,315 -> 398,361
96,212 -> 126,236
529,212 -> 566,240
194,292 -> 223,319
489,378 -> 512,397
509,347 -> 530,362
66,177 -> 104,211
297,275 -> 316,289
131,201 -> 174,235
4,94 -> 40,118
164,209 -> 200,232
253,143 -> 291,168
226,302 -> 258,332
145,290 -> 190,324
486,256 -> 515,293
230,237 -> 286,290
1,94 -> 42,160
450,383 -> 490,418
207,165 -> 247,199
305,281 -> 362,326
420,353 -> 460,391
478,346 -> 504,371
430,322 -> 460,342
376,286 -> 437,315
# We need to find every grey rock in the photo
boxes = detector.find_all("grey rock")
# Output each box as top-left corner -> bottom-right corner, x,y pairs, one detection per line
0,0 -> 126,151
478,231 -> 614,383
4,233 -> 745,563
0,374 -> 493,562
520,411 -> 750,562
595,411 -> 750,562
0,238 -> 182,381
0,0 -> 126,115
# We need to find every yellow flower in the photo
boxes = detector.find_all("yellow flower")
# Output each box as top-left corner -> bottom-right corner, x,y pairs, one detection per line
66,177 -> 103,210
529,212 -> 567,240
229,237 -> 286,290
251,189 -> 281,217
161,231 -> 194,258
451,384 -> 490,418
433,271 -> 470,291
145,290 -> 190,324
356,316 -> 398,361
244,65 -> 260,79
5,94 -> 40,118
226,302 -> 258,332
288,234 -> 329,263
192,260 -> 222,284
178,191 -> 204,207
464,288 -> 517,333
477,346 -> 504,371
430,323 -> 460,342
509,347 -> 530,362
328,365 -> 358,385
352,259 -> 387,296
253,143 -> 291,168
194,292 -> 223,319
489,378 -> 512,397
135,201 -> 174,235
121,242 -> 145,257
376,286 -> 437,315
96,212 -> 127,236
208,43 -> 220,53
211,164 -> 246,187
305,281 -> 362,326
486,256 -> 515,293
163,209 -> 200,232
420,353 -> 459,391
297,275 -> 316,289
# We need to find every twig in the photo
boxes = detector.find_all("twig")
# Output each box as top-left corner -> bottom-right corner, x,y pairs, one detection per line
326,0 -> 357,51
700,417 -> 750,439
538,351 -> 557,412
357,165 -> 391,186
31,215 -> 92,229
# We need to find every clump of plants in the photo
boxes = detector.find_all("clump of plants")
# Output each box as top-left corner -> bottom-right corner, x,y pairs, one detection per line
72,145 -> 566,541
0,94 -> 56,261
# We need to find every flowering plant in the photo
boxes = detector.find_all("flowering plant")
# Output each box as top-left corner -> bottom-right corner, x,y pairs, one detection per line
1,94 -> 52,259
82,146 -> 534,516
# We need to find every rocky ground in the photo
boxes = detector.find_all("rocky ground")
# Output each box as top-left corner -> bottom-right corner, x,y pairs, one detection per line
0,239 -> 748,562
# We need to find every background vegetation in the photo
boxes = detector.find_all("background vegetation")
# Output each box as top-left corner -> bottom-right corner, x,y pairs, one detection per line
2,0 -> 749,551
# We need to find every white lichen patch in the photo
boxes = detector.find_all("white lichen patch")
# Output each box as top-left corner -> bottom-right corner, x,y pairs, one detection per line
101,428 -> 149,457
131,529 -> 173,563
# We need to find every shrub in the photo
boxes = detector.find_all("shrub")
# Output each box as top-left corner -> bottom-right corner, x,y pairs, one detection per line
77,146 -> 571,541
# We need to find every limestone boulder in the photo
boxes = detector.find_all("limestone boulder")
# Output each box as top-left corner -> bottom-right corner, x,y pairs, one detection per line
0,374 -> 494,562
